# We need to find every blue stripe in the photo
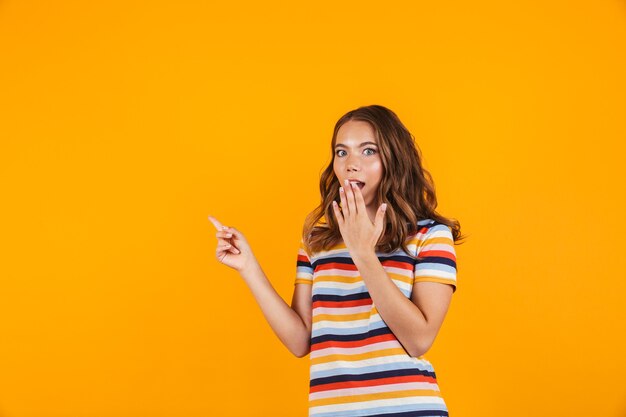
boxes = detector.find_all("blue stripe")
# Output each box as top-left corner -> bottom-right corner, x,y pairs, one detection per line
310,402 -> 448,417
310,360 -> 435,380
313,286 -> 368,297
414,261 -> 456,273
312,321 -> 387,338
297,265 -> 314,274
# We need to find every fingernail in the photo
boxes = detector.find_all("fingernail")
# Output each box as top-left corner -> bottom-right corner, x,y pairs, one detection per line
382,203 -> 387,210
339,187 -> 344,193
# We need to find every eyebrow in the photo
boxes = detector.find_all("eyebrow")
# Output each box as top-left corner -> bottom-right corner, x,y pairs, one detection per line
335,141 -> 378,149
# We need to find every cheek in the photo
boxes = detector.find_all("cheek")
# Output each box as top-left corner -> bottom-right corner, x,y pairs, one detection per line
367,160 -> 383,178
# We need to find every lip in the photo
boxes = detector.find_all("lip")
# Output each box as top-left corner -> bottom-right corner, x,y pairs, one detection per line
347,178 -> 365,184
346,178 -> 366,190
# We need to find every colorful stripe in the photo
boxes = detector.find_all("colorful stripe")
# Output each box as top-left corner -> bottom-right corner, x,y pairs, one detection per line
295,219 -> 457,417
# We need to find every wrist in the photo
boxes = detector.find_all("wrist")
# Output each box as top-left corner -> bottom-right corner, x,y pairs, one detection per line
351,248 -> 378,264
239,258 -> 261,280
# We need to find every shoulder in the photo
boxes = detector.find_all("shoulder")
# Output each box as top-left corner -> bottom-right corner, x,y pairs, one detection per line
409,219 -> 454,246
408,218 -> 447,234
300,218 -> 329,260
417,218 -> 452,234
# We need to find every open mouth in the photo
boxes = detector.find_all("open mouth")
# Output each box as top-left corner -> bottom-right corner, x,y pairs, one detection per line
349,181 -> 366,190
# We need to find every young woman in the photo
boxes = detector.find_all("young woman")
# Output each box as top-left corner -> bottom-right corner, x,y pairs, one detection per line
209,104 -> 464,417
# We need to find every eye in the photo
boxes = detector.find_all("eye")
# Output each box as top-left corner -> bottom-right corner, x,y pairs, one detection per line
335,148 -> 377,157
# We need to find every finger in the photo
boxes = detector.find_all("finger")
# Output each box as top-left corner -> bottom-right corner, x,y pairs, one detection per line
217,237 -> 232,246
374,203 -> 387,236
208,215 -> 223,230
208,215 -> 232,233
343,180 -> 357,216
332,199 -> 344,225
339,186 -> 348,217
224,226 -> 242,239
217,242 -> 231,251
217,242 -> 240,254
351,181 -> 367,217
216,230 -> 233,239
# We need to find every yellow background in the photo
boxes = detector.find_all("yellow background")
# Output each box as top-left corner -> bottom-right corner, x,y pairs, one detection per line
1,1 -> 625,416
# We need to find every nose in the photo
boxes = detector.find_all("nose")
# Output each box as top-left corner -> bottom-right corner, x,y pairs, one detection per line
345,153 -> 360,171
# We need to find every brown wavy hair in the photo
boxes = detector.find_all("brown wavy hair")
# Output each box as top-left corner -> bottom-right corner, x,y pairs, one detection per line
302,104 -> 466,259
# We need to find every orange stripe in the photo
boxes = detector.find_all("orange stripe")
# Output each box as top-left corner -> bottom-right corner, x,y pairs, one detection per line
313,311 -> 373,322
309,388 -> 443,407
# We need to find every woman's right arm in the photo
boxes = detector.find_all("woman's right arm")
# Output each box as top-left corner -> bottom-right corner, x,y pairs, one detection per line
207,215 -> 312,358
240,261 -> 312,358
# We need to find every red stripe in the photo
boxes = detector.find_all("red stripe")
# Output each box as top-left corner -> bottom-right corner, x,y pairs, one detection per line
308,257 -> 417,273
419,249 -> 456,261
310,374 -> 437,393
316,262 -> 358,272
380,259 -> 412,271
310,333 -> 396,351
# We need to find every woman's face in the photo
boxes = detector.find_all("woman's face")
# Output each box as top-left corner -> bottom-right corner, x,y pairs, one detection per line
333,120 -> 383,211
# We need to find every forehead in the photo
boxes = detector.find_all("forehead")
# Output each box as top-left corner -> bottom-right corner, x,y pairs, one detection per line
336,120 -> 377,145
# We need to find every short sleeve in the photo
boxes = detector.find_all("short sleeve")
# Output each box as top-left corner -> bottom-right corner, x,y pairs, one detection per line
294,238 -> 314,285
413,223 -> 457,292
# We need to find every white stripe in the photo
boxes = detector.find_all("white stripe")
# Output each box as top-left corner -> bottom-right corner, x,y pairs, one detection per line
419,242 -> 454,253
309,381 -> 440,401
313,247 -> 351,257
420,229 -> 452,239
310,340 -> 402,359
385,265 -> 414,276
414,268 -> 455,279
313,305 -> 373,316
310,395 -> 446,415
313,280 -> 366,290
310,354 -> 428,374
390,279 -> 412,293
314,269 -> 361,278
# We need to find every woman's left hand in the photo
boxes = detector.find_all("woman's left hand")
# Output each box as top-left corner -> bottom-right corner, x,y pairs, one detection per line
332,179 -> 388,258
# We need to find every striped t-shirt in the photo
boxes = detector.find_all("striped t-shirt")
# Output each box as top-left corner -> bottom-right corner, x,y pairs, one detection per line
295,218 -> 457,417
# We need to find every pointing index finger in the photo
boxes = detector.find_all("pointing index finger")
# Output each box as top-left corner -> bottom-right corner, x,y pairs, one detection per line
208,215 -> 223,231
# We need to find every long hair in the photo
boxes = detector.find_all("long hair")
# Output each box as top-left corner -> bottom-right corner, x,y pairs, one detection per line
302,104 -> 466,259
